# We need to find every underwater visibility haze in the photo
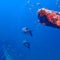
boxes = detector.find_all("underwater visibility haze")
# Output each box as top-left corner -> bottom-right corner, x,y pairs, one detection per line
0,0 -> 60,60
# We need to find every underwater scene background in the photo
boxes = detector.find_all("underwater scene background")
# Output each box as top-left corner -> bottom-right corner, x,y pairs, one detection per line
0,0 -> 60,60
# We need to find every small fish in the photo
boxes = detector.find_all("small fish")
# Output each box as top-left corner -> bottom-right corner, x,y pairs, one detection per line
25,0 -> 30,6
29,8 -> 32,11
27,0 -> 30,4
36,2 -> 40,6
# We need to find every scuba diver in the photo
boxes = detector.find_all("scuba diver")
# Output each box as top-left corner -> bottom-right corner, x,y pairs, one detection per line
23,40 -> 30,49
22,27 -> 32,37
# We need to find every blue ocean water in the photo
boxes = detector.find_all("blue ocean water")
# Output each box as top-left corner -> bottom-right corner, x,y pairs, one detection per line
0,0 -> 60,60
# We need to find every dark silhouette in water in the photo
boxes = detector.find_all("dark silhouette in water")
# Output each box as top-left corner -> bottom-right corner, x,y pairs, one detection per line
22,27 -> 32,36
23,40 -> 30,49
